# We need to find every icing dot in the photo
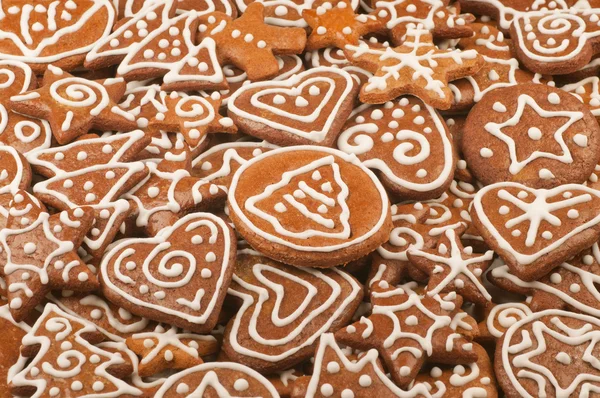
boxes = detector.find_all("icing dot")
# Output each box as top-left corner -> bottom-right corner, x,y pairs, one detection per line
23,242 -> 36,254
309,86 -> 321,96
93,381 -> 104,391
517,191 -> 528,199
205,252 -> 216,262
164,350 -> 174,361
126,261 -> 136,270
454,365 -> 466,375
539,168 -> 555,179
555,351 -> 571,365
102,144 -> 113,154
10,298 -> 22,309
481,377 -> 491,385
568,209 -> 579,219
499,205 -> 510,215
295,97 -> 309,107
71,381 -> 83,391
201,268 -> 212,278
105,171 -> 115,179
317,26 -> 327,35
570,283 -> 581,293
327,361 -> 340,373
144,339 -> 155,348
527,127 -> 542,140
359,375 -> 372,387
273,95 -> 286,105
430,367 -> 442,378
63,179 -> 73,188
341,389 -> 354,398
275,5 -> 288,15
49,387 -> 60,396
480,148 -> 493,158
416,169 -> 427,178
371,109 -> 383,120
176,383 -> 190,394
77,151 -> 87,160
405,315 -> 418,326
234,378 -> 249,391
541,231 -> 553,240
548,93 -> 561,104
381,132 -> 394,142
54,152 -> 64,160
583,255 -> 594,265
191,235 -> 203,244
320,383 -> 334,396
573,133 -> 588,147
30,367 -> 39,376
400,366 -> 411,376
492,102 -> 507,112
147,187 -> 160,198
550,273 -> 562,284
154,291 -> 166,299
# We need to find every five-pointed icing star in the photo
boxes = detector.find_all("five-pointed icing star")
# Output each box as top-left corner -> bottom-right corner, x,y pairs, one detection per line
126,325 -> 218,377
0,191 -> 98,322
197,2 -> 307,81
9,66 -> 137,144
408,228 -> 494,306
484,94 -> 583,176
124,141 -> 227,236
344,25 -> 483,108
335,282 -> 477,388
148,92 -> 237,147
303,0 -> 384,50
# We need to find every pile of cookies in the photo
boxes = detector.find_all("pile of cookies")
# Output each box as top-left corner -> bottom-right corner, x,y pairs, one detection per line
1,0 -> 600,396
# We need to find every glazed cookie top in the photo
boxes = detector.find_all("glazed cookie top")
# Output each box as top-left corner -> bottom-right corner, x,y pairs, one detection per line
463,83 -> 600,188
228,146 -> 390,253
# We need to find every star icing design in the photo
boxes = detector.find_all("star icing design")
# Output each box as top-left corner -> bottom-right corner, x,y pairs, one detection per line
197,2 -> 307,81
9,66 -> 137,145
148,92 -> 237,147
344,25 -> 483,108
408,228 -> 494,306
303,0 -> 384,50
335,282 -> 477,388
0,191 -> 98,322
500,311 -> 600,397
484,93 -> 584,176
126,325 -> 218,377
373,0 -> 475,45
124,141 -> 227,236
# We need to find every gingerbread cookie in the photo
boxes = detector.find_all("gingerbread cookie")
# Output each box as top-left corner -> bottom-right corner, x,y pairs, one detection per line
197,3 -> 307,81
201,55 -> 305,107
0,0 -> 116,72
0,305 -> 30,395
154,362 -> 279,397
228,146 -> 392,268
0,61 -> 51,155
335,282 -> 478,388
448,22 -> 542,112
511,8 -> 600,75
291,333 -> 436,397
305,47 -> 372,88
9,66 -> 137,145
30,132 -> 149,258
344,25 -> 483,108
0,146 -> 31,229
100,212 -> 236,333
126,325 -> 219,377
234,0 -> 359,28
489,243 -> 600,318
148,92 -> 237,148
496,309 -> 600,398
462,83 -> 600,188
0,191 -> 98,322
337,96 -> 455,200
373,0 -> 475,45
408,228 -> 494,306
123,141 -> 228,236
303,0 -> 384,50
191,141 -> 278,188
49,292 -> 155,342
228,66 -> 357,147
562,76 -> 600,121
10,303 -> 141,397
413,343 -> 497,398
471,182 -> 600,281
222,249 -> 363,373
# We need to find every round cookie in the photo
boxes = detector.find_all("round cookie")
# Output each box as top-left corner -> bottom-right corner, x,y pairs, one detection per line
496,309 -> 600,398
462,83 -> 600,188
228,146 -> 392,268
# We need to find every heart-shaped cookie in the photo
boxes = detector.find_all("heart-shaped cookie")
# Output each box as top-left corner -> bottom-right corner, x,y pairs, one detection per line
227,66 -> 357,146
471,182 -> 600,281
100,212 -> 236,333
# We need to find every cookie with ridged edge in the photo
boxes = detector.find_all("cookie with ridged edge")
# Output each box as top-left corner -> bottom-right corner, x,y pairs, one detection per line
228,146 -> 393,268
228,66 -> 357,147
222,249 -> 363,373
462,83 -> 600,188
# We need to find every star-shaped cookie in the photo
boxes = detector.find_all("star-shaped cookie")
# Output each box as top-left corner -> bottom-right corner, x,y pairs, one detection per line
408,228 -> 494,306
9,66 -> 137,144
148,92 -> 237,147
344,25 -> 483,108
303,0 -> 384,50
197,2 -> 307,81
0,191 -> 98,322
335,282 -> 478,388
